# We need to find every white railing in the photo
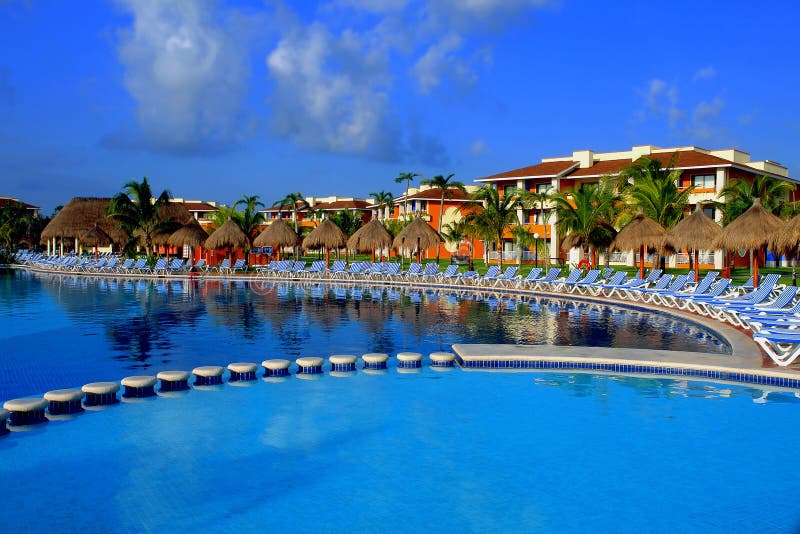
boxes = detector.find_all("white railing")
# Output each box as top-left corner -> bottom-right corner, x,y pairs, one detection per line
675,252 -> 716,264
609,252 -> 628,263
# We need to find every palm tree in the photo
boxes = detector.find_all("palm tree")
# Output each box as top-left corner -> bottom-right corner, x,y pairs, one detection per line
369,190 -> 395,221
519,186 -> 553,262
466,185 -> 523,269
274,192 -> 306,233
420,173 -> 467,263
209,205 -> 239,228
233,195 -> 265,253
330,209 -> 364,237
717,175 -> 796,224
394,172 -> 418,218
509,224 -> 536,267
107,176 -> 172,256
551,185 -> 617,267
622,156 -> 693,230
0,201 -> 32,251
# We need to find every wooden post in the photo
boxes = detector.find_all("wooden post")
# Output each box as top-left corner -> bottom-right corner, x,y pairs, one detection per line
694,249 -> 699,285
753,248 -> 760,288
639,244 -> 645,279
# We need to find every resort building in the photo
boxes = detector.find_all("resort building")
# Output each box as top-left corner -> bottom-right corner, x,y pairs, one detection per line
476,145 -> 795,267
0,196 -> 40,217
169,199 -> 219,229
261,196 -> 372,230
377,185 -> 484,260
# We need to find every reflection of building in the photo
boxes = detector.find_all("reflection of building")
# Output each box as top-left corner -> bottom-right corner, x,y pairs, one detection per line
476,145 -> 796,266
0,196 -> 39,216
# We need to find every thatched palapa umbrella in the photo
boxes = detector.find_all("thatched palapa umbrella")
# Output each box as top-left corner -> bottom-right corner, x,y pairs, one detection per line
715,198 -> 784,287
80,223 -> 113,257
663,209 -> 721,282
168,219 -> 208,248
254,219 -> 299,260
392,216 -> 443,264
348,219 -> 392,262
772,213 -> 800,285
41,197 -> 128,254
205,218 -> 248,263
611,211 -> 665,279
302,218 -> 347,266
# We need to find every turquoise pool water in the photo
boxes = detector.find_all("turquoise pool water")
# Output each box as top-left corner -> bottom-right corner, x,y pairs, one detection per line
0,270 -> 728,400
1,367 -> 799,532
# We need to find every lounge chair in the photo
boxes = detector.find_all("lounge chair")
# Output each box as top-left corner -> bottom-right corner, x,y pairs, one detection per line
420,263 -> 441,278
473,266 -> 500,286
304,260 -> 327,277
674,279 -> 731,311
514,267 -> 542,288
586,271 -> 627,296
623,274 -> 674,301
752,328 -> 800,366
564,269 -> 601,294
403,263 -> 423,277
329,260 -> 347,277
530,268 -> 562,290
637,274 -> 691,303
491,266 -> 518,287
692,274 -> 780,319
547,269 -> 583,292
439,265 -> 460,280
717,284 -> 797,327
215,259 -> 231,273
653,271 -> 719,307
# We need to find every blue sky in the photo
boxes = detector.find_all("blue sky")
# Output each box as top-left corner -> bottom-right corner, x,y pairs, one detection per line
2,0 -> 798,213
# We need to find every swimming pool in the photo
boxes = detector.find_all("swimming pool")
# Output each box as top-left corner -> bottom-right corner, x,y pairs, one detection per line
1,366 -> 799,532
0,270 -> 728,400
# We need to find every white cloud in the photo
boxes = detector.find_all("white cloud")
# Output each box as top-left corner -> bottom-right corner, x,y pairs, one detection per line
693,66 -> 716,81
687,98 -> 725,140
266,23 -> 400,158
470,139 -> 488,155
113,0 -> 250,154
644,78 -> 683,128
411,33 -> 476,93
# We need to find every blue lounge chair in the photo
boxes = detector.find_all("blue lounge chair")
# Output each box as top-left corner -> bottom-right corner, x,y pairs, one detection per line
490,266 -> 518,287
421,263 -> 441,278
404,263 -> 423,277
654,271 -> 719,307
566,269 -> 601,294
638,274 -> 690,303
752,328 -> 800,366
439,265 -> 460,280
514,268 -> 542,288
548,269 -> 583,291
586,271 -> 627,296
694,274 -> 780,319
473,266 -> 500,286
530,268 -> 562,290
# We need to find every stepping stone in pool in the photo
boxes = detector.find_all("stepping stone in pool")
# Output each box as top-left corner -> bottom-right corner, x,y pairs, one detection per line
3,398 -> 48,426
157,371 -> 191,392
262,359 -> 291,377
296,357 -> 324,374
397,352 -> 423,369
82,382 -> 120,406
329,355 -> 357,372
44,388 -> 84,415
193,366 -> 224,386
227,362 -> 258,381
362,353 -> 389,370
430,352 -> 456,367
121,376 -> 157,398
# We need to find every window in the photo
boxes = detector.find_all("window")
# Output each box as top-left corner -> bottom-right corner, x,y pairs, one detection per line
530,211 -> 547,225
502,185 -> 515,197
535,183 -> 550,194
701,205 -> 715,219
579,182 -> 598,192
692,174 -> 715,189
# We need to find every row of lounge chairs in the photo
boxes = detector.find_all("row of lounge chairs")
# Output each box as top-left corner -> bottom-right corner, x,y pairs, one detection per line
16,251 -> 249,275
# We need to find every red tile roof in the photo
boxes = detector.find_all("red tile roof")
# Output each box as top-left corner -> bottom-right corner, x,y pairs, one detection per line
404,188 -> 472,201
179,201 -> 217,212
647,151 -> 734,168
569,158 -> 632,177
313,200 -> 370,211
0,197 -> 39,210
477,160 -> 577,181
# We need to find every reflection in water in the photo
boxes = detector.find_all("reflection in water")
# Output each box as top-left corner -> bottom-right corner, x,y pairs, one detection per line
0,270 -> 730,399
532,372 -> 800,405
